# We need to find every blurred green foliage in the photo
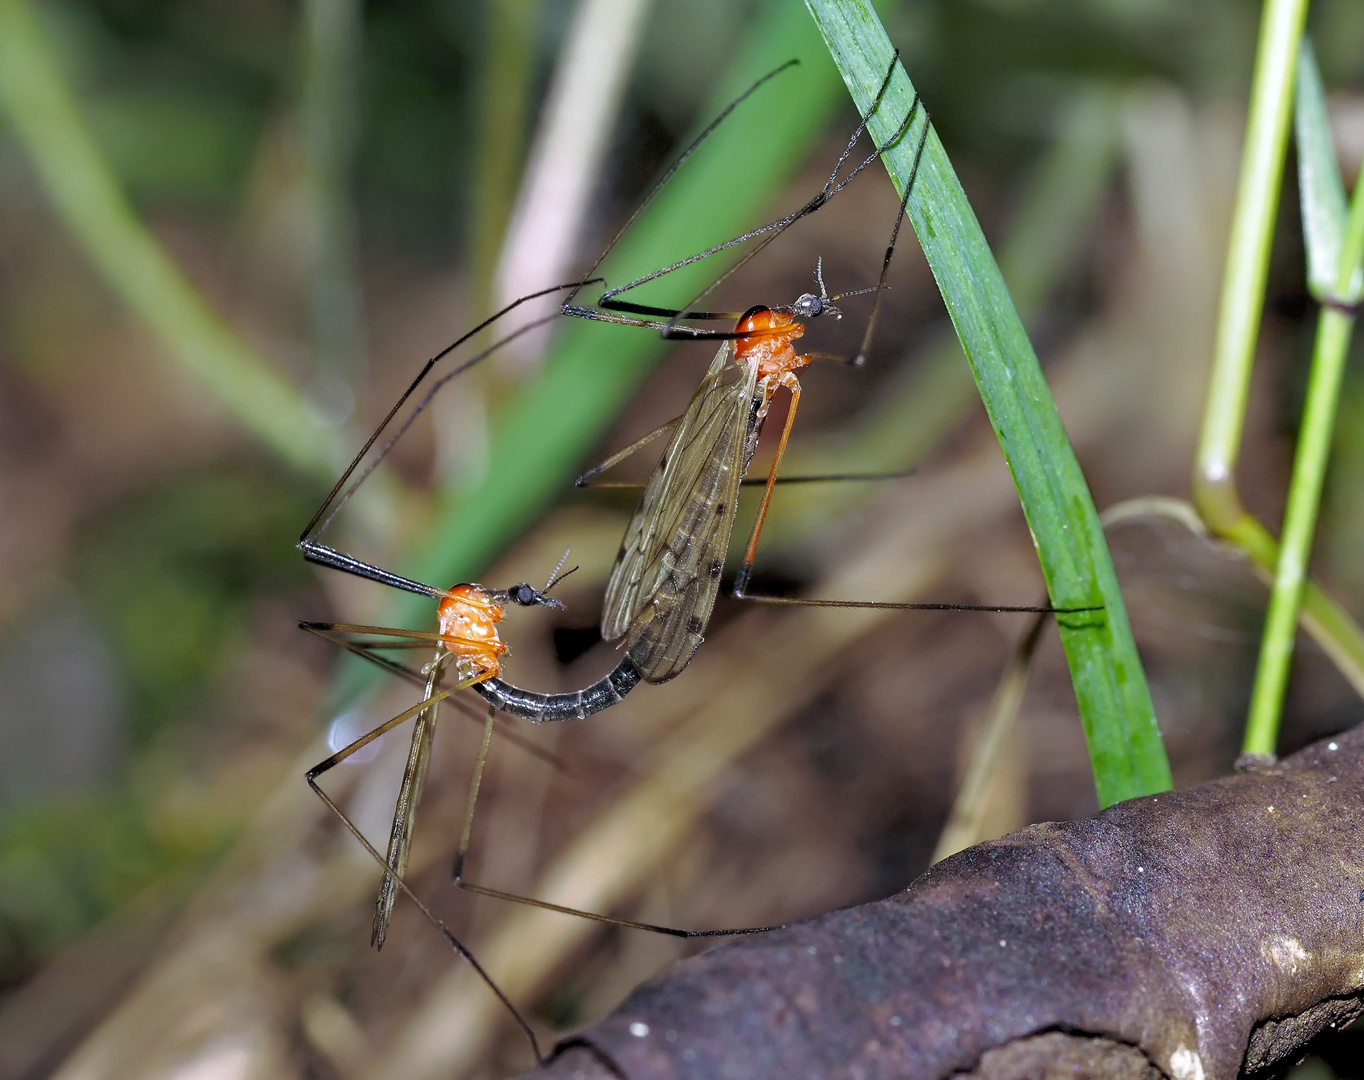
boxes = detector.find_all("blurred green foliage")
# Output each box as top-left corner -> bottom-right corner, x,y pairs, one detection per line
0,783 -> 229,981
72,468 -> 315,744
0,465 -> 312,990
43,0 -> 285,206
87,91 -> 260,204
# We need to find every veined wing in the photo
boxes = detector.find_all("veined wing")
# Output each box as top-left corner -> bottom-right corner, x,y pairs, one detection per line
373,659 -> 450,948
603,345 -> 760,682
602,341 -> 736,641
626,374 -> 759,682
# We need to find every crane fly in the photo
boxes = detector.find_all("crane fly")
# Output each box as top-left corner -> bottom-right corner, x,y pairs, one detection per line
292,53 -> 928,1060
300,559 -> 585,1061
299,53 -> 933,719
303,558 -> 575,950
592,288 -> 869,685
576,251 -> 1092,693
294,46 -> 1101,1061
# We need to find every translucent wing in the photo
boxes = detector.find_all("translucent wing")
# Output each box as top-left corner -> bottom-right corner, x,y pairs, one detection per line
625,381 -> 760,682
602,343 -> 733,640
601,342 -> 760,682
372,661 -> 444,948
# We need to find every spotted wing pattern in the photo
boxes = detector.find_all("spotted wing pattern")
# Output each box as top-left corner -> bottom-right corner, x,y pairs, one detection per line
601,342 -> 760,682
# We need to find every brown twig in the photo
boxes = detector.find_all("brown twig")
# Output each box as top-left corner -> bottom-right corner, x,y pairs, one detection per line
518,725 -> 1364,1080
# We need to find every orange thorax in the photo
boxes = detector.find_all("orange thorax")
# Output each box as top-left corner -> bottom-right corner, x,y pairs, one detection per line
733,306 -> 810,382
436,584 -> 507,681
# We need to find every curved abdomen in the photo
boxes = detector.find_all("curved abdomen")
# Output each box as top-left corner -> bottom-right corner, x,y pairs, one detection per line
472,654 -> 641,722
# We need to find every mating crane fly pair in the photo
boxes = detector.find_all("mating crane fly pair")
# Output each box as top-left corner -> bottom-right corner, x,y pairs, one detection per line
296,54 -> 1096,1060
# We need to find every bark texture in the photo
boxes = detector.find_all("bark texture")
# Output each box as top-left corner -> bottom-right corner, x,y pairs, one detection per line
514,725 -> 1364,1080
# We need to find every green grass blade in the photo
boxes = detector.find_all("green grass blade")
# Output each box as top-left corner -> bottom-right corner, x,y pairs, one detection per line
806,0 -> 1171,805
1295,40 -> 1350,300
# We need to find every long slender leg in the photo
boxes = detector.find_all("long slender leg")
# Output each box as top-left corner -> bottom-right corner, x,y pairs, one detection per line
306,307 -> 568,546
302,281 -> 590,544
298,542 -> 443,599
729,380 -> 1098,615
452,704 -> 498,885
645,80 -> 923,354
741,467 -> 916,486
587,58 -> 914,328
561,60 -> 799,313
303,681 -> 545,1060
733,376 -> 802,598
574,415 -> 683,487
560,60 -> 919,343
450,705 -> 782,940
736,594 -> 1098,615
650,76 -> 921,334
854,100 -> 932,364
299,623 -> 570,770
306,685 -> 457,784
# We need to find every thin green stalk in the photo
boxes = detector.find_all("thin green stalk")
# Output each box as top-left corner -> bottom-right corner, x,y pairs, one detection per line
1194,0 -> 1309,532
1102,496 -> 1364,698
1244,182 -> 1364,755
0,0 -> 343,482
1185,1 -> 1364,724
1221,514 -> 1364,697
806,0 -> 1169,805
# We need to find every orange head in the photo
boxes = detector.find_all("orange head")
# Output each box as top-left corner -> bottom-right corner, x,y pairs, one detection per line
733,305 -> 808,379
436,584 -> 506,682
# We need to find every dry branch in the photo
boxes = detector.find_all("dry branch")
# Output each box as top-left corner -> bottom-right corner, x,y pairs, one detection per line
516,725 -> 1364,1080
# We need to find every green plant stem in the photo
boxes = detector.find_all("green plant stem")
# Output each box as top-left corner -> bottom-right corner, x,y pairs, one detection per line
0,0 -> 342,482
806,0 -> 1170,805
1102,496 -> 1364,699
1220,515 -> 1364,699
1244,182 -> 1364,755
1186,0 -> 1364,741
1194,0 -> 1309,532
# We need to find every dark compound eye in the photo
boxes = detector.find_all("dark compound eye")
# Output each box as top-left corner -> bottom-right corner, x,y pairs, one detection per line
514,583 -> 538,606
